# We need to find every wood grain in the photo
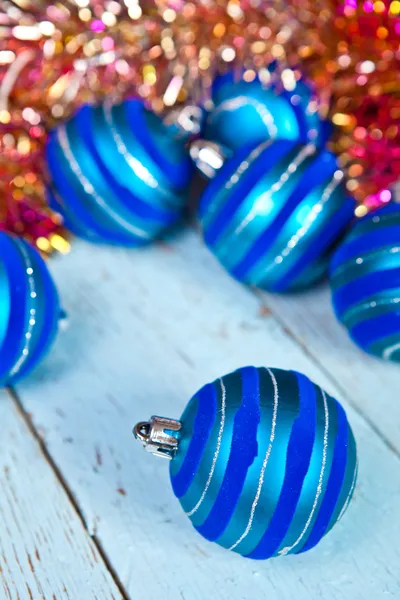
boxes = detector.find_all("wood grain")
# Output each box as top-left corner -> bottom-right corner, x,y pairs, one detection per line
13,231 -> 400,600
0,390 -> 123,600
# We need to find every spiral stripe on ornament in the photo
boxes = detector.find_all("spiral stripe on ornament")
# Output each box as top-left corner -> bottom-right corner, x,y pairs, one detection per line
298,399 -> 349,553
330,204 -> 400,361
200,139 -> 278,235
47,100 -> 191,245
202,139 -> 294,244
57,125 -> 151,241
8,238 -> 37,378
200,140 -> 355,291
103,102 -> 164,194
170,382 -> 218,498
338,461 -> 358,522
246,371 -> 318,559
88,106 -> 179,222
194,367 -> 260,537
186,378 -> 226,518
48,127 -> 139,244
171,367 -> 356,558
278,389 -> 329,556
210,96 -> 279,139
234,144 -> 316,237
230,148 -> 336,283
101,103 -> 185,212
122,100 -> 192,191
205,76 -> 303,152
228,368 -> 279,551
16,241 -> 61,382
0,234 -> 61,386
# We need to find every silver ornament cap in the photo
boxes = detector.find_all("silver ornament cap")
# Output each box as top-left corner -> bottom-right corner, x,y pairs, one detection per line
133,416 -> 181,460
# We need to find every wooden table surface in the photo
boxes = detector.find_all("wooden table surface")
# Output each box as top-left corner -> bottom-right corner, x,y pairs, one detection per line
3,230 -> 400,600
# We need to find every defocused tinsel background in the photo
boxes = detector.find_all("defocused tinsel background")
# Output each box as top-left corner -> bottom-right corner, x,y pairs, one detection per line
0,0 -> 399,252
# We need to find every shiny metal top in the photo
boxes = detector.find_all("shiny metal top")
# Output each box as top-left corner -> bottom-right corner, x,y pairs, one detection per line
133,416 -> 181,460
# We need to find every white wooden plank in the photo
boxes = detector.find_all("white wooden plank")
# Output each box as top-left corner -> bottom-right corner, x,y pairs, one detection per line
15,232 -> 400,600
0,390 -> 123,600
259,284 -> 400,454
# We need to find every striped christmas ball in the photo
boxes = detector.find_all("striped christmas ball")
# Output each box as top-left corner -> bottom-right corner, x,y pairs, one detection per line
205,73 -> 330,154
199,139 -> 355,292
170,366 -> 357,559
206,74 -> 299,154
278,79 -> 332,148
0,233 -> 61,386
330,202 -> 400,362
46,99 -> 193,245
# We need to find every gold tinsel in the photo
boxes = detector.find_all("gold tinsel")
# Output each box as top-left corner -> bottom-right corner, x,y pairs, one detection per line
0,0 -> 398,247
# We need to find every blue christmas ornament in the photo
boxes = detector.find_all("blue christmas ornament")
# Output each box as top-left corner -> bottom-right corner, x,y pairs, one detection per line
205,73 -> 330,154
278,79 -> 333,148
134,366 -> 357,559
0,233 -> 61,386
206,73 -> 299,154
197,139 -> 355,292
46,99 -> 193,245
330,203 -> 400,362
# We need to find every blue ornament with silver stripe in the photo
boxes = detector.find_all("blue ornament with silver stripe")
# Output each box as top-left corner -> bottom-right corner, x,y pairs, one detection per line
46,99 -> 193,245
196,138 -> 355,292
277,78 -> 333,148
205,72 -> 330,155
330,203 -> 400,362
0,233 -> 61,386
134,366 -> 357,559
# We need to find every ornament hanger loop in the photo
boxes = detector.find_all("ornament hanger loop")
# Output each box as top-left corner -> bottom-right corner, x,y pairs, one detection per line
133,416 -> 181,460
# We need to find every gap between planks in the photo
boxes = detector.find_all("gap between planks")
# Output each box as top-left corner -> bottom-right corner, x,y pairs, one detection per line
6,386 -> 131,600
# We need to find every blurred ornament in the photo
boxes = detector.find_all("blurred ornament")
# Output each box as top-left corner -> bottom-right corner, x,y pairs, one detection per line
134,366 -> 357,559
205,72 -> 300,153
0,0 -> 334,245
205,71 -> 331,154
46,99 -> 192,244
0,0 -> 398,247
0,232 -> 61,386
194,138 -> 355,292
330,202 -> 400,362
278,78 -> 333,147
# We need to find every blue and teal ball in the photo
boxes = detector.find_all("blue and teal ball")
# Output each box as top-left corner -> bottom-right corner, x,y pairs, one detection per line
206,74 -> 300,154
278,79 -> 332,148
205,73 -> 330,154
170,366 -> 357,559
0,233 -> 61,386
199,139 -> 355,292
46,99 -> 193,245
330,203 -> 400,362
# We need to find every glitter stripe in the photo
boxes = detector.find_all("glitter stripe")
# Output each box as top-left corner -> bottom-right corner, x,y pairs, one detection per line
338,462 -> 358,522
57,125 -> 150,240
9,240 -> 36,378
331,246 -> 400,281
278,389 -> 330,556
229,368 -> 279,551
269,171 -> 343,270
234,143 -> 316,236
103,102 -> 170,197
225,139 -> 273,192
211,96 -> 278,139
186,379 -> 227,517
383,342 -> 400,360
343,296 -> 400,324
